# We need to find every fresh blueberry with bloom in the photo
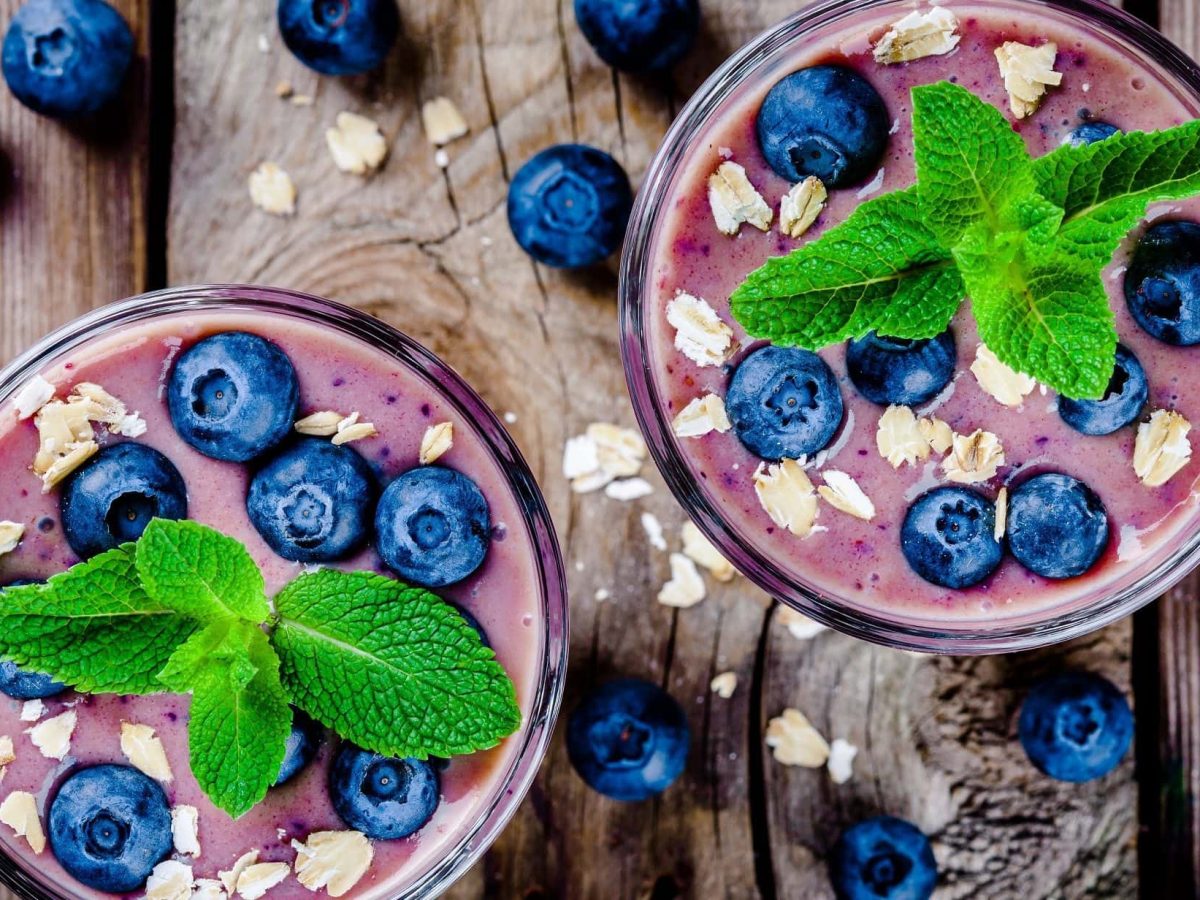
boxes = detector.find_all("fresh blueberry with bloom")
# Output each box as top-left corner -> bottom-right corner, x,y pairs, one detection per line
168,331 -> 300,462
1125,220 -> 1200,346
1,0 -> 133,118
1018,672 -> 1133,782
1064,121 -> 1121,147
1007,473 -> 1109,579
845,329 -> 956,407
329,745 -> 439,839
507,144 -> 634,268
726,345 -> 844,461
566,678 -> 689,801
277,0 -> 399,75
0,579 -> 65,699
756,65 -> 890,188
573,0 -> 699,74
1057,344 -> 1148,436
60,443 -> 187,560
247,437 -> 377,563
375,466 -> 490,588
829,816 -> 937,900
48,765 -> 174,893
901,486 -> 1002,590
275,709 -> 323,787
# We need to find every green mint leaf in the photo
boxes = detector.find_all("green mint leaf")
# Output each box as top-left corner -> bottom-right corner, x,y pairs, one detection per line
912,81 -> 1036,245
159,619 -> 290,819
136,519 -> 268,624
1033,120 -> 1200,261
730,188 -> 963,345
272,569 -> 521,759
0,547 -> 198,694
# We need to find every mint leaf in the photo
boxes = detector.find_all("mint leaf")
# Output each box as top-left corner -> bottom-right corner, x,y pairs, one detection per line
1033,120 -> 1200,261
272,570 -> 521,759
136,520 -> 268,624
912,82 -> 1035,245
730,188 -> 963,346
0,547 -> 198,694
160,620 -> 290,819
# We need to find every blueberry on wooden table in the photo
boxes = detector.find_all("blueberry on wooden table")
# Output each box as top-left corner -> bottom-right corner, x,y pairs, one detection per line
1006,473 -> 1109,580
845,329 -> 957,407
167,332 -> 300,463
1057,343 -> 1148,436
506,144 -> 634,269
829,816 -> 937,900
1063,120 -> 1121,146
566,678 -> 689,801
756,65 -> 890,188
1125,219 -> 1200,346
1018,672 -> 1133,782
573,0 -> 699,74
0,580 -> 65,700
1,0 -> 133,118
60,443 -> 188,561
901,486 -> 1002,590
277,0 -> 399,76
274,709 -> 324,788
48,765 -> 173,893
329,745 -> 440,839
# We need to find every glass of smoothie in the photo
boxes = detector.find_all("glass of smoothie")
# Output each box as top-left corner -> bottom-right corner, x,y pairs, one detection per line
0,286 -> 567,898
621,0 -> 1200,652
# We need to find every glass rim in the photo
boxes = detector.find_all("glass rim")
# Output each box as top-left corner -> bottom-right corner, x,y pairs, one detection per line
618,0 -> 1200,654
0,284 -> 568,899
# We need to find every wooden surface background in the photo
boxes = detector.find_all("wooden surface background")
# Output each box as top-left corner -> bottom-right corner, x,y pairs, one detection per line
0,0 -> 1196,897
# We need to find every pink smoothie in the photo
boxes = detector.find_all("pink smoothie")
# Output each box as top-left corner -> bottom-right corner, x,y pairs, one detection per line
645,0 -> 1200,626
0,308 -> 546,897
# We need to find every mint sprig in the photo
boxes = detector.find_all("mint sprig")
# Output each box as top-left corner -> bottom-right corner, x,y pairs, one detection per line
730,81 -> 1200,399
0,520 -> 520,818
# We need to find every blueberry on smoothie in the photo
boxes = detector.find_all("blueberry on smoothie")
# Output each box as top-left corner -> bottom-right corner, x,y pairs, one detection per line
1125,220 -> 1200,346
60,443 -> 187,560
756,65 -> 890,188
1007,473 -> 1109,580
574,0 -> 699,73
277,0 -> 399,75
1018,672 -> 1133,782
452,602 -> 491,649
329,745 -> 439,839
566,678 -> 689,801
901,487 -> 1001,590
247,437 -> 377,563
48,765 -> 173,893
845,330 -> 956,407
1064,121 -> 1121,147
375,466 -> 490,588
829,816 -> 937,900
507,144 -> 634,268
1,0 -> 133,118
726,345 -> 844,461
1057,344 -> 1148,436
275,709 -> 323,787
0,580 -> 65,699
168,331 -> 300,463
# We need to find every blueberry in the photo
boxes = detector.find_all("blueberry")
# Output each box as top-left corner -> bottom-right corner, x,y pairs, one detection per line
375,466 -> 490,588
829,816 -> 937,900
1064,121 -> 1120,147
168,331 -> 300,463
1,0 -> 132,118
1058,344 -> 1148,435
1007,473 -> 1108,579
247,437 -> 377,563
574,0 -> 699,73
756,66 -> 890,188
901,487 -> 1002,590
277,0 -> 398,75
0,580 -> 65,699
1125,220 -> 1200,345
48,765 -> 173,893
845,330 -> 956,407
566,678 -> 689,801
1018,672 -> 1133,782
507,144 -> 633,268
329,745 -> 439,839
451,602 -> 491,649
60,443 -> 187,561
275,709 -> 323,787
726,345 -> 843,461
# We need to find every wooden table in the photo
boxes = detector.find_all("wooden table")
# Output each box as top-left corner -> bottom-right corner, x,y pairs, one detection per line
0,0 -> 1196,896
